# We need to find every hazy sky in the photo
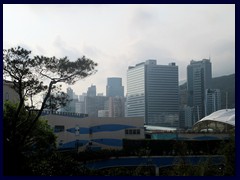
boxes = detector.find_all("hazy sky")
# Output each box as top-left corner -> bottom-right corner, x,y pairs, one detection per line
3,4 -> 235,96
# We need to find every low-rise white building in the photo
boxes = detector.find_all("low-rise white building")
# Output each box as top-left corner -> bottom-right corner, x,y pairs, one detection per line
42,112 -> 144,151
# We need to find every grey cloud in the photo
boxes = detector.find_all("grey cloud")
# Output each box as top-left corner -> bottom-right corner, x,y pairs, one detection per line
210,40 -> 235,77
82,45 -> 106,60
126,38 -> 173,65
53,36 -> 83,60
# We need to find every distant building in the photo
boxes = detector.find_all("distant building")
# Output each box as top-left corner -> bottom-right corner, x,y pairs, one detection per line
98,110 -> 109,117
85,96 -> 109,117
75,101 -> 84,114
108,96 -> 125,117
179,105 -> 193,129
87,85 -> 96,97
79,93 -> 87,102
187,59 -> 212,123
74,93 -> 87,113
67,87 -> 74,99
126,60 -> 179,127
64,87 -> 77,113
3,80 -> 19,103
205,89 -> 221,116
106,77 -> 124,97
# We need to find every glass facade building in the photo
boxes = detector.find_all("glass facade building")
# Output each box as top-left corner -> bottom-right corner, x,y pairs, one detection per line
187,59 -> 212,123
106,77 -> 124,97
127,60 -> 179,127
126,62 -> 145,118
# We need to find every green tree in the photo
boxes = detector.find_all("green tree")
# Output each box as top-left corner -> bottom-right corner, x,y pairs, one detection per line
3,46 -> 97,175
3,101 -> 57,175
218,132 -> 235,175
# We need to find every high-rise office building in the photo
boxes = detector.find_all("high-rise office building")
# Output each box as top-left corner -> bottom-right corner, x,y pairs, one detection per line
187,59 -> 212,123
85,96 -> 108,117
106,77 -> 124,97
87,85 -> 96,97
108,96 -> 125,117
205,89 -> 221,116
179,105 -> 193,129
126,60 -> 179,127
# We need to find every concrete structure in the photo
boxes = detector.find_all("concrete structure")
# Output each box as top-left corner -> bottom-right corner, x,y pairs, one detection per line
205,89 -> 221,116
187,59 -> 212,123
43,112 -> 144,151
126,60 -> 179,127
3,80 -> 19,103
106,77 -> 124,97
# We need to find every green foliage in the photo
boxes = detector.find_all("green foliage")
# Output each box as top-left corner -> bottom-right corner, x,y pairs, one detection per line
211,74 -> 235,109
28,152 -> 91,176
3,46 -> 97,175
4,101 -> 56,152
218,133 -> 235,175
3,46 -> 98,141
160,161 -> 223,176
179,74 -> 235,108
93,166 -> 155,176
44,91 -> 71,112
3,101 -> 57,175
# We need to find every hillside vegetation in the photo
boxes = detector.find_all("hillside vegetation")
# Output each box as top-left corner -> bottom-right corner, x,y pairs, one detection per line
180,74 -> 235,109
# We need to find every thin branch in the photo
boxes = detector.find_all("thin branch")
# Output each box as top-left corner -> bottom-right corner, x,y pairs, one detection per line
3,67 -> 19,80
39,69 -> 54,80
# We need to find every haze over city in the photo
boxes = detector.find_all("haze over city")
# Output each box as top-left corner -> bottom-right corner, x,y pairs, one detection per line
3,4 -> 235,95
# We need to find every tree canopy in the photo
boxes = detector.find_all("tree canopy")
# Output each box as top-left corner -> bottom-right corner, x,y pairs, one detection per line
3,46 -> 97,175
3,46 -> 97,143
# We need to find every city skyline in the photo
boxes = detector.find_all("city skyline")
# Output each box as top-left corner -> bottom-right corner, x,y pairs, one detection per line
3,4 -> 235,95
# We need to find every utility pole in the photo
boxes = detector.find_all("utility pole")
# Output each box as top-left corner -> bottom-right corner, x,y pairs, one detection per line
226,92 -> 228,110
197,106 -> 200,121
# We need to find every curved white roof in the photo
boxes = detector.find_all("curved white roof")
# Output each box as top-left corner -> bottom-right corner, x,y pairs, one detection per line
195,109 -> 235,127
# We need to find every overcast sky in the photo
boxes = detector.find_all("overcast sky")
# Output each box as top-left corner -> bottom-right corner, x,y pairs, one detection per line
3,4 -> 235,96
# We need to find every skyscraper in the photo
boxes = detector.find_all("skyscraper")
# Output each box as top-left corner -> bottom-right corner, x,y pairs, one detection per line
126,60 -> 179,127
87,85 -> 96,97
106,77 -> 124,97
187,59 -> 212,123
